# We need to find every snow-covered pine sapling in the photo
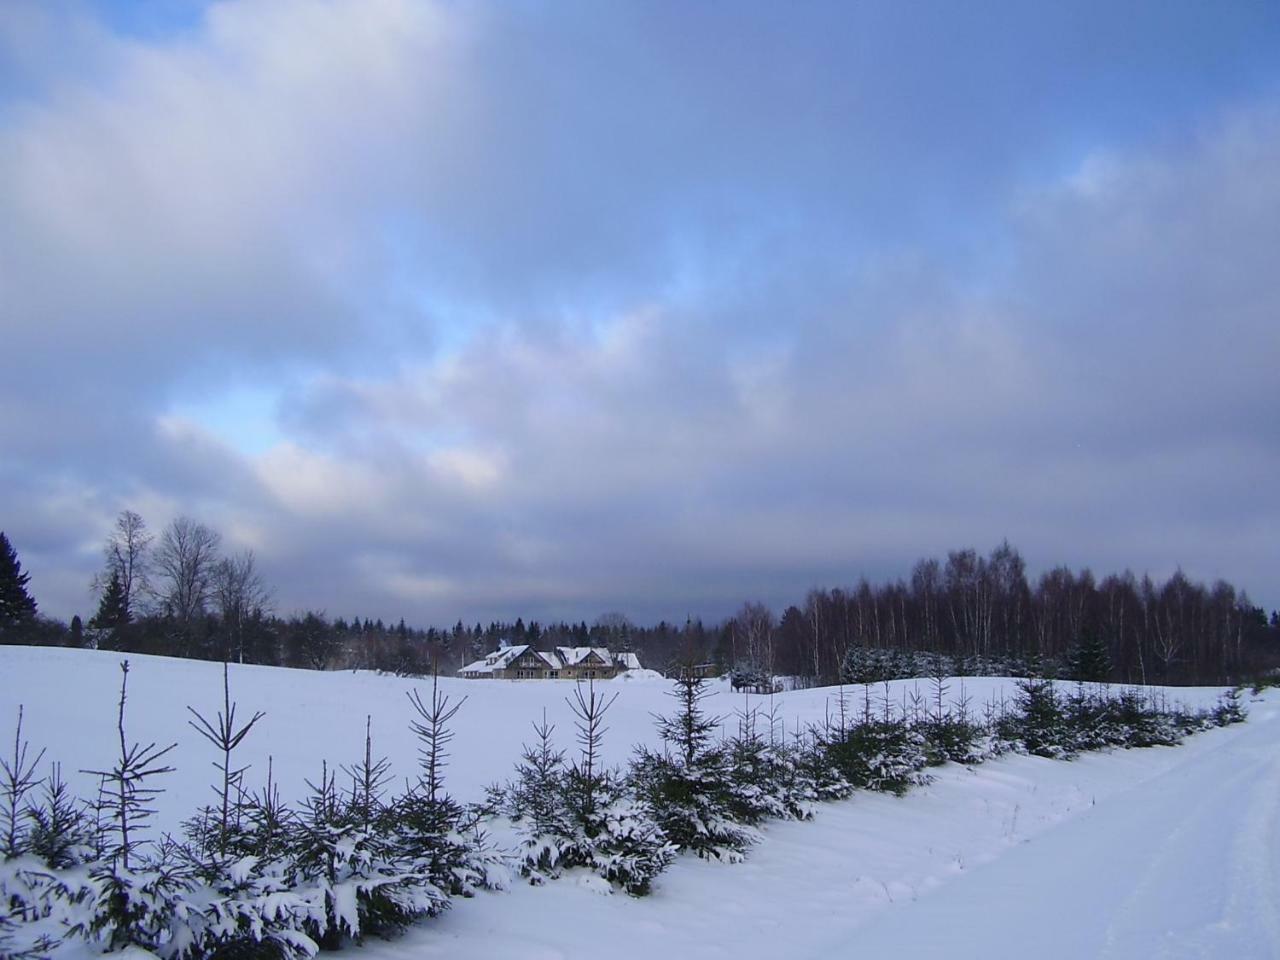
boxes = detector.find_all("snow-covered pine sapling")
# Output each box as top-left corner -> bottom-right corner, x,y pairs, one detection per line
400,669 -> 471,894
510,709 -> 567,833
242,756 -> 290,863
566,680 -> 618,827
1064,681 -> 1111,752
1000,676 -> 1073,758
920,670 -> 986,767
2,706 -> 45,859
510,710 -> 572,884
726,691 -> 806,823
185,661 -> 265,863
406,671 -> 466,809
561,680 -> 671,895
292,760 -> 350,949
930,653 -> 948,719
80,660 -> 186,954
906,683 -> 926,726
399,667 -> 504,899
1212,688 -> 1247,726
823,683 -> 850,741
0,711 -> 73,960
26,762 -> 93,870
632,672 -> 756,862
342,716 -> 393,835
293,756 -> 443,948
654,669 -> 717,767
83,662 -> 177,874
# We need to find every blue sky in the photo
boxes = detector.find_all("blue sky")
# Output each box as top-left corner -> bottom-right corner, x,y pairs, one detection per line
2,0 -> 1278,623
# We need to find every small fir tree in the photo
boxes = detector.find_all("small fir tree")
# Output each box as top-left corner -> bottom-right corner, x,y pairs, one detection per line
2,706 -> 45,859
80,661 -> 187,954
632,671 -> 757,861
185,662 -> 265,864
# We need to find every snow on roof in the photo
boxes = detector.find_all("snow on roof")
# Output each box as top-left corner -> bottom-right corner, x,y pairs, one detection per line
460,644 -> 537,674
555,646 -> 615,666
461,645 -> 642,674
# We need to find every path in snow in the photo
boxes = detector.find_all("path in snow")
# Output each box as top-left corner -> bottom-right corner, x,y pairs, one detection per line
839,697 -> 1280,959
373,693 -> 1279,960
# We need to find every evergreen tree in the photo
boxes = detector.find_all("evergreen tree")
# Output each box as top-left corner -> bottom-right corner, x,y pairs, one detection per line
631,671 -> 757,861
0,532 -> 38,641
1069,631 -> 1112,683
90,570 -> 131,651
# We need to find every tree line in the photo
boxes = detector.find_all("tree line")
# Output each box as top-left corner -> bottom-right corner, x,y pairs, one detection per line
1,518 -> 1276,685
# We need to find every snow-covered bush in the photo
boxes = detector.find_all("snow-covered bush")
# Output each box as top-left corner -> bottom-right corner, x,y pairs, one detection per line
784,732 -> 854,804
507,688 -> 673,895
630,675 -> 760,862
1103,689 -> 1183,748
995,677 -> 1076,758
1212,688 -> 1247,726
397,678 -> 508,900
819,717 -> 930,796
919,714 -> 989,766
722,701 -> 817,822
285,763 -> 447,949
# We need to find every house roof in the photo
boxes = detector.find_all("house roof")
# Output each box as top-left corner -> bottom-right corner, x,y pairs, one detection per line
459,643 -> 555,675
460,644 -> 643,674
554,646 -> 617,666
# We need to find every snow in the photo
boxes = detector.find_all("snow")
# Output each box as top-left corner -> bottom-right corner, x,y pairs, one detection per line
2,646 -> 1273,958
369,698 -> 1280,960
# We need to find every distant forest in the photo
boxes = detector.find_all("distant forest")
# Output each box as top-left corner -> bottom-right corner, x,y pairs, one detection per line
1,513 -> 1277,685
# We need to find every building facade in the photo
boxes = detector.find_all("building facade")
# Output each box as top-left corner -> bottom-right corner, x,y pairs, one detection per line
459,644 -> 642,680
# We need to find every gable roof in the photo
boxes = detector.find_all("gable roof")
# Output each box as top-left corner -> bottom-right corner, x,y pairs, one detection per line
461,644 -> 641,675
461,644 -> 556,675
555,646 -> 616,666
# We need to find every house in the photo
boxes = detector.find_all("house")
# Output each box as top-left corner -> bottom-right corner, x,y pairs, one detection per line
459,644 -> 642,680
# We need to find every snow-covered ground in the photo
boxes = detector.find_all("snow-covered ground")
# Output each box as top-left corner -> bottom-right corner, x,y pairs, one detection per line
3,646 -> 1274,958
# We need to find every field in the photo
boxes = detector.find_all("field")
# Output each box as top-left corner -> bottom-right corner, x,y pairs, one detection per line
2,646 -> 1276,959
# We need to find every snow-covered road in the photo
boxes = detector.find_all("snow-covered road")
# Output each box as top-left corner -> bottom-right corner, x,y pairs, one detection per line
382,692 -> 1280,960
840,697 -> 1280,959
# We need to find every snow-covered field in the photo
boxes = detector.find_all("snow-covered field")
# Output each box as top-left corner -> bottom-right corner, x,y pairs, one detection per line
3,646 -> 1276,958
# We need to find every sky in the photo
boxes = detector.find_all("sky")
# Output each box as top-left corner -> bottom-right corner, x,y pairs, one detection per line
2,0 -> 1278,626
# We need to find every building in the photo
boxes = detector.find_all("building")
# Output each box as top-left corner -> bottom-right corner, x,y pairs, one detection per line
459,644 -> 642,680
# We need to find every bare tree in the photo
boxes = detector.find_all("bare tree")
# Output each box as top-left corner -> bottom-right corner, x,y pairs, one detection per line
734,601 -> 775,677
93,510 -> 152,619
154,516 -> 221,624
215,550 -> 272,663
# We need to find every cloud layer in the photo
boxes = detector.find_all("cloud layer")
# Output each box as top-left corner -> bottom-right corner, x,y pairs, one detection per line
2,0 -> 1278,622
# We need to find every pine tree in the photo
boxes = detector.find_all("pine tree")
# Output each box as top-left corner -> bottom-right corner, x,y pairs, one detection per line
632,672 -> 757,861
0,532 -> 38,641
82,661 -> 184,952
1069,631 -> 1112,683
90,570 -> 131,651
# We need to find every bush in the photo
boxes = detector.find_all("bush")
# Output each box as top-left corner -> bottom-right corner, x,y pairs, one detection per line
820,718 -> 930,796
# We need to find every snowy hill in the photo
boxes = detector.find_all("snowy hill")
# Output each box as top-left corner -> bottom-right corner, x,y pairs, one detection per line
2,646 -> 1272,959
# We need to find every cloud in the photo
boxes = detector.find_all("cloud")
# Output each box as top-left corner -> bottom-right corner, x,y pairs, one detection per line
2,0 -> 1278,620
